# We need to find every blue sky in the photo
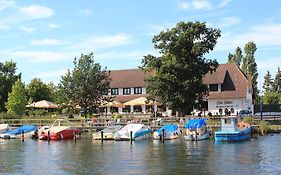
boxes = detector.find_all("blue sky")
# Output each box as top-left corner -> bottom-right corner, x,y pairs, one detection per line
0,0 -> 280,87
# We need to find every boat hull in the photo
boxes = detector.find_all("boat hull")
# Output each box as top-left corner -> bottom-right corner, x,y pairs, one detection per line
40,129 -> 80,140
215,127 -> 251,142
184,132 -> 211,141
153,129 -> 181,140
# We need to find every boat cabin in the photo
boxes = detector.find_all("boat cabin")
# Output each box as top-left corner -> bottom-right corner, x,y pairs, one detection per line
220,117 -> 239,132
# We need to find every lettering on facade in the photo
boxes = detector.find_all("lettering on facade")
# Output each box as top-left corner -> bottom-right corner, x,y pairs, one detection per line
215,100 -> 234,108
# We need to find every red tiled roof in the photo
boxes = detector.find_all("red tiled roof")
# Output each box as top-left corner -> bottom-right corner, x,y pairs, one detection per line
112,94 -> 149,103
203,63 -> 249,99
109,69 -> 153,88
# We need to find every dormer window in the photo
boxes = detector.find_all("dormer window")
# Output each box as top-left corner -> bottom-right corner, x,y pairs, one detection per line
209,84 -> 218,91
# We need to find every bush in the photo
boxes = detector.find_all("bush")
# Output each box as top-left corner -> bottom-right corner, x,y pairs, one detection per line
0,113 -> 16,119
259,120 -> 270,135
113,114 -> 123,119
242,116 -> 254,124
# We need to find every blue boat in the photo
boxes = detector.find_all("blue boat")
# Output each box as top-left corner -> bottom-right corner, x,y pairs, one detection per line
183,118 -> 211,141
0,125 -> 37,139
153,124 -> 181,140
215,116 -> 251,142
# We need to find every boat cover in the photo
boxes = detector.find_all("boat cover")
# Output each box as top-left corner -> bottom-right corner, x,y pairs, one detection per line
156,124 -> 178,133
5,125 -> 37,135
184,119 -> 206,129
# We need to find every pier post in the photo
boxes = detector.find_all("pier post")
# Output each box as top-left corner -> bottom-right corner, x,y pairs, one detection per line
130,131 -> 133,144
162,129 -> 165,143
101,130 -> 104,143
21,131 -> 24,142
73,132 -> 76,143
48,130 -> 50,142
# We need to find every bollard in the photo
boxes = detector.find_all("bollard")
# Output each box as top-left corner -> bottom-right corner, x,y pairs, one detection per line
48,130 -> 50,142
130,131 -> 133,144
73,132 -> 76,143
195,131 -> 198,142
21,131 -> 24,142
101,130 -> 104,143
162,129 -> 165,143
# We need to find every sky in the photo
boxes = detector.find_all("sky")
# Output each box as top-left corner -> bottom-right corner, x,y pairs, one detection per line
0,0 -> 280,88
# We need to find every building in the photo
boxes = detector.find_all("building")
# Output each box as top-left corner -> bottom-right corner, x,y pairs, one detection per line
106,63 -> 253,115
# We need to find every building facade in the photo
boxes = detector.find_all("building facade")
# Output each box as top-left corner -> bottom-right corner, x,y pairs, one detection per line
106,63 -> 253,115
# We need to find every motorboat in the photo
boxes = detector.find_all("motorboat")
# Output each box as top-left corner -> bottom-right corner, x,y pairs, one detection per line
0,125 -> 37,139
92,125 -> 123,140
215,116 -> 251,142
183,118 -> 211,141
114,123 -> 152,140
153,124 -> 181,140
0,124 -> 9,134
39,119 -> 80,140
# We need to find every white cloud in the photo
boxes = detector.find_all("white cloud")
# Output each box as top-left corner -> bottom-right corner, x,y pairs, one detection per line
48,23 -> 60,28
37,69 -> 68,79
69,33 -> 133,51
19,5 -> 54,19
219,16 -> 241,27
19,26 -> 36,33
30,38 -> 67,46
178,0 -> 212,10
78,9 -> 93,16
0,0 -> 15,10
219,0 -> 231,8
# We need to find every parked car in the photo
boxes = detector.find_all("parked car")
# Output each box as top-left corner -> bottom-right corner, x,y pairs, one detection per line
238,110 -> 251,117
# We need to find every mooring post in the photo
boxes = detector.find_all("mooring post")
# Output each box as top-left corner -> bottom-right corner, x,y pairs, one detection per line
162,129 -> 165,143
73,132 -> 76,143
101,130 -> 104,143
130,131 -> 133,144
21,131 -> 24,142
48,130 -> 50,142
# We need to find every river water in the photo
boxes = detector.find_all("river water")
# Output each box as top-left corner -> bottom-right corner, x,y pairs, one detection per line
1,133 -> 281,175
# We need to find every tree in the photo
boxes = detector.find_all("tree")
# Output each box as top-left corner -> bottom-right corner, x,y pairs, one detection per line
26,78 -> 54,102
263,92 -> 281,104
263,71 -> 273,93
58,53 -> 110,115
0,61 -> 21,112
272,67 -> 281,93
141,21 -> 220,115
227,47 -> 243,67
5,79 -> 27,115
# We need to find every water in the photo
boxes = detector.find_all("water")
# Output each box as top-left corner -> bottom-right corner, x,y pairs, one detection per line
1,134 -> 281,175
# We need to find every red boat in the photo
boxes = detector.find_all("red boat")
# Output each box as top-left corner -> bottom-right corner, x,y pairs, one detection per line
39,119 -> 80,140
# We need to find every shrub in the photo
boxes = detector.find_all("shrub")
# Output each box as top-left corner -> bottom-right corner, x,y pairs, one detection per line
259,120 -> 270,135
0,113 -> 16,119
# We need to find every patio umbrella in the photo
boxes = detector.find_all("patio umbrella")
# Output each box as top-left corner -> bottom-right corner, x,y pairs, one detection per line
124,97 -> 159,106
26,100 -> 59,109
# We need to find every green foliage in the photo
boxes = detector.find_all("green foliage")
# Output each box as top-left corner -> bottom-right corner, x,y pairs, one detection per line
112,113 -> 123,119
5,79 -> 27,116
0,61 -> 21,112
26,78 -> 54,102
0,112 -> 17,119
272,67 -> 281,93
263,92 -> 281,104
258,120 -> 270,135
242,116 -> 254,124
58,53 -> 111,115
263,71 -> 273,93
141,21 -> 220,115
227,47 -> 243,67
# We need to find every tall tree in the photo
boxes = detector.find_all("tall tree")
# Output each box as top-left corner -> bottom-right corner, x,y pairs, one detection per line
227,47 -> 243,67
5,79 -> 27,115
263,71 -> 273,93
244,41 -> 259,102
58,53 -> 110,115
26,78 -> 53,102
141,21 -> 220,115
272,67 -> 281,93
0,61 -> 21,112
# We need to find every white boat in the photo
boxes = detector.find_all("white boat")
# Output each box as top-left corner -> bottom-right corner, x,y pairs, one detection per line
183,118 -> 211,141
92,125 -> 123,140
114,123 -> 152,140
0,125 -> 37,139
153,124 -> 181,140
0,124 -> 9,134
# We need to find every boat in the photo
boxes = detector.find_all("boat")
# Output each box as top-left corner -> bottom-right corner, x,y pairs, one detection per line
38,119 -> 80,140
183,118 -> 211,141
114,123 -> 152,140
92,125 -> 123,140
215,116 -> 251,142
0,124 -> 9,134
153,124 -> 181,140
0,125 -> 37,139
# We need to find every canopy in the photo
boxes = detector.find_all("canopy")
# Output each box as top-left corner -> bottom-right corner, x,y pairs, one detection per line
156,124 -> 178,133
184,118 -> 207,129
5,125 -> 37,135
101,101 -> 125,108
26,100 -> 59,109
124,97 -> 160,106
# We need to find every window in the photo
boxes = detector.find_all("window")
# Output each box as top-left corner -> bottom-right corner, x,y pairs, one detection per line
111,88 -> 119,95
123,88 -> 131,95
209,84 -> 218,91
134,87 -> 142,94
102,89 -> 109,95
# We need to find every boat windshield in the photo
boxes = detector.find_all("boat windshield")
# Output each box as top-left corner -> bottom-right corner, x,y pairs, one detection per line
52,119 -> 72,127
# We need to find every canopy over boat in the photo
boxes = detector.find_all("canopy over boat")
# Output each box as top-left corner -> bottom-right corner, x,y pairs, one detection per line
184,119 -> 207,129
5,125 -> 37,135
156,124 -> 178,133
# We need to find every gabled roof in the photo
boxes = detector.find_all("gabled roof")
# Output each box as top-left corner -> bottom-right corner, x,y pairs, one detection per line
203,63 -> 249,99
109,69 -> 153,88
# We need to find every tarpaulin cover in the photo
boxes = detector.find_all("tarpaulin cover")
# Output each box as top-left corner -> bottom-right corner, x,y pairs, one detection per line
5,125 -> 37,135
184,119 -> 206,129
156,124 -> 178,133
